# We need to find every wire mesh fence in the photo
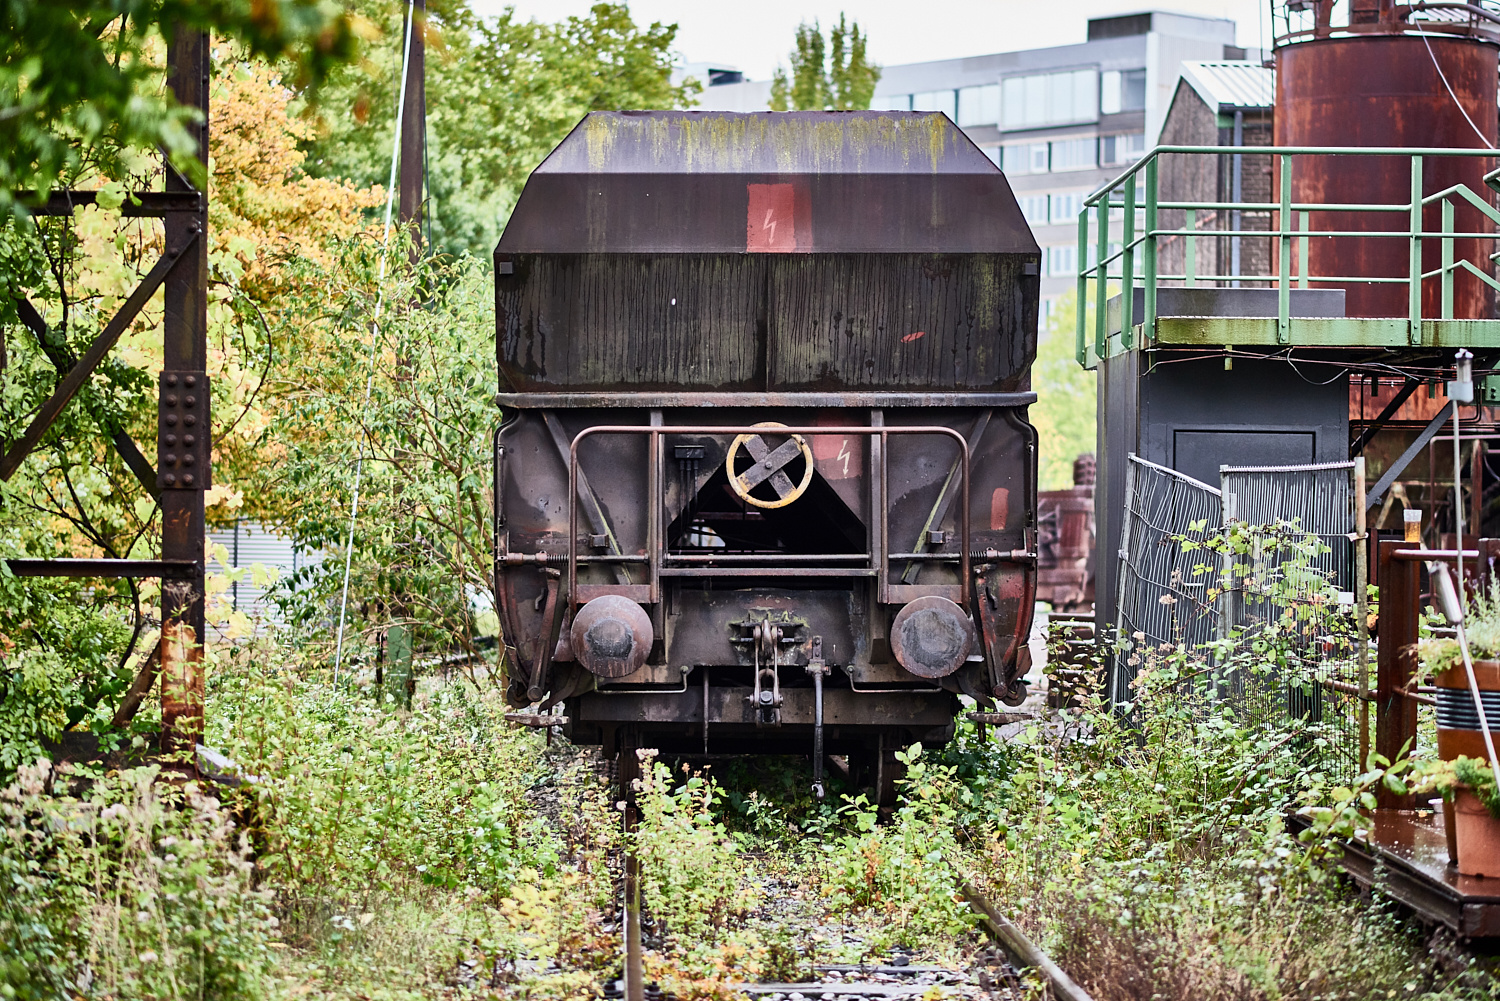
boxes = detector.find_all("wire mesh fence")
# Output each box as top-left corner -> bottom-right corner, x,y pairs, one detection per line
1112,455 -> 1365,781
1217,461 -> 1364,780
1112,455 -> 1222,702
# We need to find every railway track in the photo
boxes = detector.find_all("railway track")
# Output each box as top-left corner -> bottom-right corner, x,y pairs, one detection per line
611,794 -> 1094,1001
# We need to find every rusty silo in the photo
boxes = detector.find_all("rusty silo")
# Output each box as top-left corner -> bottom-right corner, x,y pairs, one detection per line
1274,1 -> 1498,318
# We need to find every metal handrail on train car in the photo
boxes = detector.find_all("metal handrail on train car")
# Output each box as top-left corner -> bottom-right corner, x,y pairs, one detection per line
565,424 -> 971,615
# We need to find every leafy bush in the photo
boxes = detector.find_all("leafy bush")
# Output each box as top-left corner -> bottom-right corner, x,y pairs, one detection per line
633,753 -> 748,945
206,647 -> 557,934
818,745 -> 977,951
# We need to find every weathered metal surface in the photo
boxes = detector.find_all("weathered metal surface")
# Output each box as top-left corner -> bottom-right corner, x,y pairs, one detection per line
497,254 -> 1036,393
3,558 -> 200,578
574,685 -> 958,728
159,26 -> 211,751
1036,454 -> 1095,612
494,408 -> 1034,709
16,189 -> 204,216
1377,540 -> 1421,809
1289,811 -> 1500,939
1153,316 -> 1500,348
1275,34 -> 1499,318
493,111 -> 1041,754
890,596 -> 976,679
498,111 -> 1038,255
570,595 -> 653,678
497,391 -> 1038,409
494,112 -> 1039,394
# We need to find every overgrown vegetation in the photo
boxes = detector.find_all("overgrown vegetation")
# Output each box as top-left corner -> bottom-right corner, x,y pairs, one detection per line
6,5 -> 1499,1001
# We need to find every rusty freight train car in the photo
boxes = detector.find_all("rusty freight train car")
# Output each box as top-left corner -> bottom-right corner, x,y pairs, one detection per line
493,111 -> 1040,799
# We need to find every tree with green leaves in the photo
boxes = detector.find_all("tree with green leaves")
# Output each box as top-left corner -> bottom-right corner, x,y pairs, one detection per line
1030,293 -> 1097,491
0,0 -> 361,216
769,14 -> 879,112
299,1 -> 698,257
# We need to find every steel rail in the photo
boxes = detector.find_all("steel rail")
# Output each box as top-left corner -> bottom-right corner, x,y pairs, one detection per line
957,877 -> 1095,1001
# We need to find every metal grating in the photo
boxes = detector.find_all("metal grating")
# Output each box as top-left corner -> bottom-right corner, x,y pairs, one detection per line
1112,454 -> 1223,702
1217,460 -> 1362,780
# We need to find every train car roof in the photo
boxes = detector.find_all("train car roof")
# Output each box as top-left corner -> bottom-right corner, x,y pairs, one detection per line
496,110 -> 1040,256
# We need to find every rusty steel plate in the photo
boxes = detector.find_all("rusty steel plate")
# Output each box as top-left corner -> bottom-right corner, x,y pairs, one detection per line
570,595 -> 654,679
890,595 -> 977,680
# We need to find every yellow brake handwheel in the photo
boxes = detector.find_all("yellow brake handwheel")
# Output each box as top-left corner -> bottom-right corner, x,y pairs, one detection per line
725,421 -> 815,510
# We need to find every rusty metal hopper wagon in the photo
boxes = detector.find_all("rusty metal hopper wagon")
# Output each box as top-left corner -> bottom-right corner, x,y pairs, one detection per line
493,110 -> 1040,797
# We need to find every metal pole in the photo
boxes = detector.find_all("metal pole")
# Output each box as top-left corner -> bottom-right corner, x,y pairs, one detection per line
1376,538 -> 1419,810
1457,402 -> 1465,590
808,636 -> 827,799
1231,109 -> 1243,289
398,0 -> 426,259
1354,458 -> 1368,768
160,25 -> 210,757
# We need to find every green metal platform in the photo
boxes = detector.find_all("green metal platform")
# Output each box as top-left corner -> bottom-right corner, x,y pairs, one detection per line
1075,144 -> 1500,369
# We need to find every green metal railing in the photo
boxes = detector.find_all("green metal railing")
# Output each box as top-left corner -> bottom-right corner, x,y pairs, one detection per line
1075,145 -> 1500,367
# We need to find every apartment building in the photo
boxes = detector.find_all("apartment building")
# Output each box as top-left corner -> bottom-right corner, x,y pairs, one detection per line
691,11 -> 1250,309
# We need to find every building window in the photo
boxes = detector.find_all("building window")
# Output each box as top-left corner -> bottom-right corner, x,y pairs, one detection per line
1047,244 -> 1078,277
1050,191 -> 1086,224
871,94 -> 911,111
1001,68 -> 1098,129
1100,132 -> 1146,166
1018,194 -> 1049,225
981,145 -> 1003,167
1002,142 -> 1050,175
912,89 -> 957,119
1050,137 -> 1096,172
1101,68 -> 1148,115
957,83 -> 1001,127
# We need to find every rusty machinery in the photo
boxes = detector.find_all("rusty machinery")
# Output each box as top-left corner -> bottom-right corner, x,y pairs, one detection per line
492,111 -> 1041,801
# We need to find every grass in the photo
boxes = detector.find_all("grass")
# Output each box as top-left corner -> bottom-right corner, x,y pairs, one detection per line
8,638 -> 1500,1000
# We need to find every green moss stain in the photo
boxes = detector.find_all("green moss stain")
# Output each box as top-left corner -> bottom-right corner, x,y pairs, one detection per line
570,110 -> 957,175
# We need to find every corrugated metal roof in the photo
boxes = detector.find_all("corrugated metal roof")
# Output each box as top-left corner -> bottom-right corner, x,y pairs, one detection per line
1180,60 -> 1275,111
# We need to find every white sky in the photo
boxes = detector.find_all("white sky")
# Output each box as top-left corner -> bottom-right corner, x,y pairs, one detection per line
467,1 -> 1272,82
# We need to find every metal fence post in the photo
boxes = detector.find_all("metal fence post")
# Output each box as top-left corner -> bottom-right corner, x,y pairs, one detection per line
1442,198 -> 1455,319
1278,154 -> 1292,344
1410,155 -> 1424,345
1095,198 -> 1109,360
1121,178 -> 1136,350
1143,156 -> 1158,345
1076,209 -> 1089,365
1376,539 -> 1418,809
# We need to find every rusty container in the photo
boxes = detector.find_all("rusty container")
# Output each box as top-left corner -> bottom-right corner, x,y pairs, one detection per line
1274,34 -> 1498,319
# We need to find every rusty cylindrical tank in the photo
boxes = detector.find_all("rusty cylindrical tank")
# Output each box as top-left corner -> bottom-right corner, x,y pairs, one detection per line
1275,33 -> 1498,318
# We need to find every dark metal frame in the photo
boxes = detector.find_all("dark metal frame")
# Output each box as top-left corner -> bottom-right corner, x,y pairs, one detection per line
3,26 -> 209,746
562,424 -> 972,615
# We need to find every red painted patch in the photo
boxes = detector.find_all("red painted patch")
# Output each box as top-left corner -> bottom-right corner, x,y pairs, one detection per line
990,488 -> 1010,531
746,183 -> 797,252
901,331 -> 926,343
